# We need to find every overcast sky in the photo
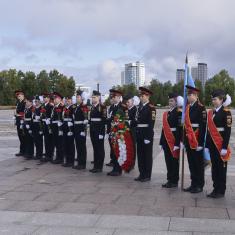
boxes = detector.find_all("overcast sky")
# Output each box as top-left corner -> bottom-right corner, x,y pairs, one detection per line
0,0 -> 234,92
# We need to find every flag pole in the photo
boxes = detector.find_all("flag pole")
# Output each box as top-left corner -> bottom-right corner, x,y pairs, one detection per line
181,53 -> 188,191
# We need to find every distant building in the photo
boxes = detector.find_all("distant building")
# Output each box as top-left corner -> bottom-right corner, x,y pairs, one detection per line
198,63 -> 208,88
191,67 -> 198,81
176,69 -> 185,83
121,61 -> 145,87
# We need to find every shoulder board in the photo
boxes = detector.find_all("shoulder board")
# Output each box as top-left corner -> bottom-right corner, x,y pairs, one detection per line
72,104 -> 76,109
224,108 -> 230,112
177,108 -> 182,112
149,103 -> 155,109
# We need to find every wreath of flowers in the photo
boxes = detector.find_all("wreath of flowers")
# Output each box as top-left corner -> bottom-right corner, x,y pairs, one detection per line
111,111 -> 134,172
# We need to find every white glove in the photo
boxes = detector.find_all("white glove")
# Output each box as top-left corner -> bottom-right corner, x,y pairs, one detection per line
20,125 -> 23,129
105,133 -> 109,139
57,121 -> 63,127
83,120 -> 88,124
58,130 -> 63,136
28,130 -> 32,134
20,120 -> 24,124
204,148 -> 209,152
68,122 -> 73,127
180,143 -> 184,150
144,139 -> 150,144
221,149 -> 227,156
99,135 -> 104,140
173,146 -> 180,151
26,124 -> 30,129
46,119 -> 50,125
196,146 -> 203,152
35,115 -> 40,120
80,132 -> 86,137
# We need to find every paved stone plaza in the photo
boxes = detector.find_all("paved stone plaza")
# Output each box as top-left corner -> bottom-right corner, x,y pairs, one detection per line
0,109 -> 235,234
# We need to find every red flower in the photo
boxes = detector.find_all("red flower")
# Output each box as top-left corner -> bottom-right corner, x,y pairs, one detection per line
82,106 -> 89,113
118,123 -> 125,129
55,108 -> 62,113
40,108 -> 46,113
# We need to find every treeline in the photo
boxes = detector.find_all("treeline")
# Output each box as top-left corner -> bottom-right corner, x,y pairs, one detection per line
0,69 -> 75,105
114,70 -> 235,107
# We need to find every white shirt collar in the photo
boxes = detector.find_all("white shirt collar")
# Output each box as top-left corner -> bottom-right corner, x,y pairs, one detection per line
169,106 -> 176,112
215,105 -> 222,112
190,101 -> 196,107
143,101 -> 149,106
128,105 -> 134,110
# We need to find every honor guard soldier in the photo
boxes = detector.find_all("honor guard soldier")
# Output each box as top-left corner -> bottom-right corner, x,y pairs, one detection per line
41,92 -> 54,162
183,85 -> 207,193
124,94 -> 138,167
89,90 -> 106,173
107,89 -> 126,176
160,93 -> 183,188
51,92 -> 64,164
135,87 -> 156,182
32,96 -> 43,160
73,90 -> 89,170
62,96 -> 75,167
14,90 -> 26,157
24,96 -> 35,159
206,89 -> 232,198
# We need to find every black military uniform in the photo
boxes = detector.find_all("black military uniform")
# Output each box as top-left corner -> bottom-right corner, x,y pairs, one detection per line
24,96 -> 34,159
107,89 -> 126,176
184,85 -> 207,193
32,96 -> 43,160
135,87 -> 156,182
51,92 -> 64,164
41,93 -> 54,162
73,90 -> 89,169
160,93 -> 182,188
14,90 -> 26,156
62,98 -> 75,167
206,89 -> 232,198
89,90 -> 106,173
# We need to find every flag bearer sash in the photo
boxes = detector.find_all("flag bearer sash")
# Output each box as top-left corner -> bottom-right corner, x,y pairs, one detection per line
162,111 -> 180,159
208,109 -> 231,162
185,104 -> 199,149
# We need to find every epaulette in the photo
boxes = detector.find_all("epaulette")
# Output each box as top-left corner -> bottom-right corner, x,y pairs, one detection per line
149,103 -> 155,109
224,108 -> 230,112
72,104 -> 76,109
177,107 -> 182,112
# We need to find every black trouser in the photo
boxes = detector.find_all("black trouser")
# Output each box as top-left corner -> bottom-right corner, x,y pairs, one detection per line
186,146 -> 204,188
17,125 -> 26,154
74,130 -> 87,166
136,136 -> 153,179
43,125 -> 54,160
109,136 -> 122,173
163,144 -> 179,184
130,127 -> 137,166
52,124 -> 64,162
210,142 -> 227,194
63,129 -> 75,165
32,123 -> 43,158
90,130 -> 105,170
24,129 -> 34,157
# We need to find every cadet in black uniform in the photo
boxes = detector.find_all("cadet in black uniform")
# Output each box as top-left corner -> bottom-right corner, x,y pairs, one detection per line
89,90 -> 106,173
62,96 -> 75,167
41,92 -> 54,162
184,85 -> 207,193
24,96 -> 34,159
160,93 -> 183,188
206,89 -> 232,198
124,94 -> 138,167
135,87 -> 156,182
32,96 -> 43,160
107,89 -> 126,176
73,90 -> 89,170
14,90 -> 26,157
51,92 -> 64,164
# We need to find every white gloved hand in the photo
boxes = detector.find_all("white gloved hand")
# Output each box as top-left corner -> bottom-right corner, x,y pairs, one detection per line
28,130 -> 32,134
80,132 -> 86,137
180,143 -> 184,150
68,122 -> 73,127
83,120 -> 88,124
20,120 -> 24,124
221,149 -> 227,156
57,121 -> 63,127
105,133 -> 109,139
144,139 -> 150,144
58,130 -> 63,136
204,148 -> 209,152
26,124 -> 30,129
99,135 -> 104,140
46,119 -> 50,125
20,125 -> 23,129
173,146 -> 180,151
196,146 -> 203,151
35,115 -> 40,120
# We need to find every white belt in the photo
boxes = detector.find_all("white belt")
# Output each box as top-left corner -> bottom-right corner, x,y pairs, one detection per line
170,128 -> 176,131
25,118 -> 31,121
137,124 -> 149,127
192,123 -> 199,127
91,118 -> 102,122
64,118 -> 72,121
42,119 -> 46,121
33,120 -> 40,123
217,127 -> 225,131
74,121 -> 84,124
52,121 -> 59,124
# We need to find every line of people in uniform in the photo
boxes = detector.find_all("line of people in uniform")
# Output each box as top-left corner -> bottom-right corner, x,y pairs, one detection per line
14,85 -> 232,198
